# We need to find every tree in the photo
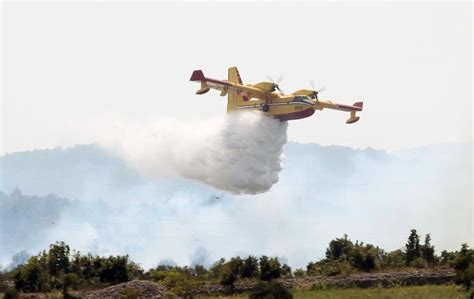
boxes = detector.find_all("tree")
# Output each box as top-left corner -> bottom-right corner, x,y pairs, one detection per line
228,257 -> 243,277
99,255 -> 129,284
454,244 -> 472,272
241,255 -> 259,278
421,234 -> 435,265
192,264 -> 207,276
453,243 -> 474,290
48,241 -> 70,277
209,258 -> 226,279
13,256 -> 50,292
405,229 -> 421,265
326,234 -> 353,260
127,261 -> 144,280
259,256 -> 281,281
281,264 -> 292,277
220,270 -> 237,293
219,257 -> 242,293
440,250 -> 456,265
12,242 -> 143,293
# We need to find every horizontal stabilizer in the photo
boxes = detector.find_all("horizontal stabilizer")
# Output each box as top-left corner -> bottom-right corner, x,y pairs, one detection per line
346,110 -> 360,124
346,116 -> 360,124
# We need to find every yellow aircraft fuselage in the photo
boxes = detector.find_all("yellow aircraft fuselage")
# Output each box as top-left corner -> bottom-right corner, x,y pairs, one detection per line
190,67 -> 363,124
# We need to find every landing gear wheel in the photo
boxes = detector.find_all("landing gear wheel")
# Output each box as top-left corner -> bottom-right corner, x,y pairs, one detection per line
262,104 -> 269,112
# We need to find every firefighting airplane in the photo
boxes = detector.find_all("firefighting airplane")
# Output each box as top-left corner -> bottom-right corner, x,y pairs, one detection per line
190,67 -> 363,123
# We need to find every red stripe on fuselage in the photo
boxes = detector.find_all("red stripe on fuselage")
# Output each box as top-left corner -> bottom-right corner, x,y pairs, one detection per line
205,77 -> 232,87
275,108 -> 315,121
337,104 -> 363,111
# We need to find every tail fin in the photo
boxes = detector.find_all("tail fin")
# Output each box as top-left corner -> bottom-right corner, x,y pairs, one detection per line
227,67 -> 247,112
228,66 -> 243,84
353,102 -> 363,110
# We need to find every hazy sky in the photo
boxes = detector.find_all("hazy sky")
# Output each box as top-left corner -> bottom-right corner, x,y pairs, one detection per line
1,1 -> 472,154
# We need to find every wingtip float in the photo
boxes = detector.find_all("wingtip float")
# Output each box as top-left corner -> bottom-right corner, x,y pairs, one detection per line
190,67 -> 363,124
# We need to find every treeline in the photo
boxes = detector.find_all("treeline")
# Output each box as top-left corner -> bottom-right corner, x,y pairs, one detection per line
306,229 -> 438,276
303,230 -> 473,291
147,255 -> 292,296
9,242 -> 142,297
2,229 -> 473,297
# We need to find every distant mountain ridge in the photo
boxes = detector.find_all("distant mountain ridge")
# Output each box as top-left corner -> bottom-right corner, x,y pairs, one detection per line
0,142 -> 397,198
0,144 -> 143,199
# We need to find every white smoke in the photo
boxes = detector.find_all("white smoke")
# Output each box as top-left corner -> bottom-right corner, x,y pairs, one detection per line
102,111 -> 288,194
0,142 -> 471,270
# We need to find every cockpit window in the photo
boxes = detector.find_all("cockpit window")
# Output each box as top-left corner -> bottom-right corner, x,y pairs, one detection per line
294,96 -> 311,104
294,96 -> 304,102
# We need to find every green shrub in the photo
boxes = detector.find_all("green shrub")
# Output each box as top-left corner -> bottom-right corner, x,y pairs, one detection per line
351,244 -> 379,271
4,287 -> 19,299
157,270 -> 196,298
383,249 -> 406,268
208,258 -> 226,279
293,268 -> 305,277
62,273 -> 80,297
455,262 -> 474,290
409,257 -> 428,269
250,281 -> 293,299
440,250 -> 456,266
220,270 -> 237,293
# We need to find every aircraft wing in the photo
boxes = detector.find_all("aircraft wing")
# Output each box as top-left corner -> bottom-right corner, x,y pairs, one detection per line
317,100 -> 364,124
190,70 -> 264,100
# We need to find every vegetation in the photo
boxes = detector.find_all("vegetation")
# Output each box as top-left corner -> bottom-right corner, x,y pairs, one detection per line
11,241 -> 142,293
250,281 -> 293,299
3,287 -> 19,299
202,285 -> 469,299
1,229 -> 472,297
453,243 -> 474,291
305,229 -> 470,276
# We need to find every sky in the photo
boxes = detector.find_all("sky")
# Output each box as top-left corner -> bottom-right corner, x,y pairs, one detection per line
1,1 -> 472,154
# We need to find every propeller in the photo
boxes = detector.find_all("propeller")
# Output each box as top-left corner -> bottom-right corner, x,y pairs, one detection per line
267,74 -> 285,94
310,80 -> 325,101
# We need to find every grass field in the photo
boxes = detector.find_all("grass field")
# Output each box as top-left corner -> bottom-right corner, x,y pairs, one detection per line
202,285 -> 469,299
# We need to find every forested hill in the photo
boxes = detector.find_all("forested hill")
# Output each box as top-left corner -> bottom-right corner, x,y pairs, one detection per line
2,142 -> 468,199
